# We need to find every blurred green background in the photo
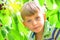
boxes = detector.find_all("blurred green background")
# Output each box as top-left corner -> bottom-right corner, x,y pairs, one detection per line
0,0 -> 60,40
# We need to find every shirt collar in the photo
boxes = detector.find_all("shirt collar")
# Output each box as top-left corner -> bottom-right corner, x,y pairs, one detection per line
31,20 -> 51,39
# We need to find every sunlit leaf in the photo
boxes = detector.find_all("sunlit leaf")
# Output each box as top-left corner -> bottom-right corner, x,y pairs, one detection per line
46,9 -> 58,17
11,14 -> 19,32
7,29 -> 27,40
55,0 -> 60,8
38,0 -> 44,6
49,14 -> 58,25
23,0 -> 29,3
1,29 -> 6,38
45,0 -> 55,10
57,9 -> 60,22
0,30 -> 4,40
56,21 -> 60,28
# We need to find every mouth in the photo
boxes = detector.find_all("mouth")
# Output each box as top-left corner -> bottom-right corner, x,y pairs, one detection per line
34,26 -> 39,30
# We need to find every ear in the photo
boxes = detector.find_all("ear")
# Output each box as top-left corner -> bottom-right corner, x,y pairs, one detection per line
43,13 -> 46,21
23,22 -> 27,27
23,22 -> 25,26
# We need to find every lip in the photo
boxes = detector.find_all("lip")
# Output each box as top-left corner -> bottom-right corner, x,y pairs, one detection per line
33,26 -> 39,30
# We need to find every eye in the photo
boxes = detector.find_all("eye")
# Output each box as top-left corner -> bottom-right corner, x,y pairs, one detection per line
27,20 -> 32,23
35,16 -> 40,21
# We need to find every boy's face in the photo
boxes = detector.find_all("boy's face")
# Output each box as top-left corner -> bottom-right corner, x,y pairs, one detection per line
23,12 -> 44,33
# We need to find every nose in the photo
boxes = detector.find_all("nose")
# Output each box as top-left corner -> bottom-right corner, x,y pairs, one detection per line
32,20 -> 37,26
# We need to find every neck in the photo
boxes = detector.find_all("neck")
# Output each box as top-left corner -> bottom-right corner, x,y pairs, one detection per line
35,27 -> 44,40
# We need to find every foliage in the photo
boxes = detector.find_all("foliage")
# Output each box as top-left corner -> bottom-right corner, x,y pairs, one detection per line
0,0 -> 60,40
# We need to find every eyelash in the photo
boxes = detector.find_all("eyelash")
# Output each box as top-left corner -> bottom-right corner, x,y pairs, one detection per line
35,17 -> 40,20
27,17 -> 40,23
27,20 -> 32,22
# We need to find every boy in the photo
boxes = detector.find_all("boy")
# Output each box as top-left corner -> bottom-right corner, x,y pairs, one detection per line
20,1 -> 60,40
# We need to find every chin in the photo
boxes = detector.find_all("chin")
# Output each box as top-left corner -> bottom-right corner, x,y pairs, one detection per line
35,32 -> 40,33
34,30 -> 41,33
34,27 -> 43,33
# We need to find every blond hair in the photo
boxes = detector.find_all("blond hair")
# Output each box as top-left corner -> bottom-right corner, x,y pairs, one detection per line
21,1 -> 41,20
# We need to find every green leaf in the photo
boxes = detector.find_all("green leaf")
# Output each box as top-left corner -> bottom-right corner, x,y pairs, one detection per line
18,21 -> 29,35
23,0 -> 29,3
8,30 -> 20,40
17,14 -> 29,35
5,26 -> 10,32
7,33 -> 14,40
56,21 -> 60,29
7,29 -> 27,40
1,29 -> 6,38
49,14 -> 58,25
1,16 -> 11,26
0,30 -> 4,40
0,19 -> 2,23
12,14 -> 19,32
57,9 -> 60,22
55,0 -> 60,8
45,0 -> 55,10
46,9 -> 58,17
38,0 -> 44,6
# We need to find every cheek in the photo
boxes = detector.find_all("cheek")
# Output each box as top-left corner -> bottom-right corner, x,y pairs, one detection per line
25,23 -> 33,30
41,16 -> 44,24
38,22 -> 44,27
38,19 -> 44,27
41,20 -> 44,25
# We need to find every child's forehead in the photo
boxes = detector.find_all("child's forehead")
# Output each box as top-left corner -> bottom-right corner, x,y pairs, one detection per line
24,12 -> 43,19
25,11 -> 43,16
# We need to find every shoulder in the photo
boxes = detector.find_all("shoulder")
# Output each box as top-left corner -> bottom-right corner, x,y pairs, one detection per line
43,20 -> 56,38
26,31 -> 35,40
